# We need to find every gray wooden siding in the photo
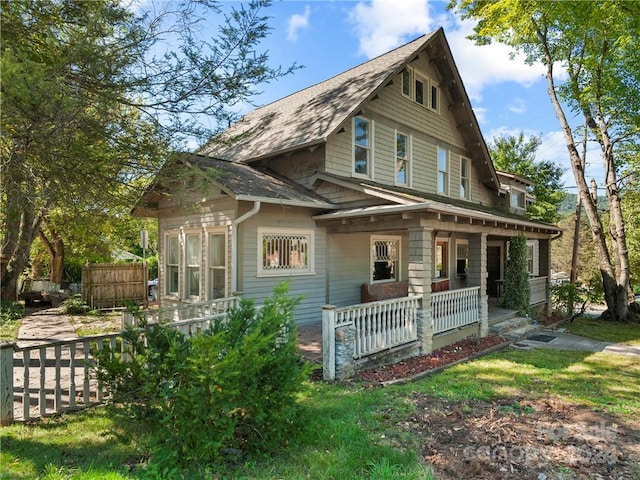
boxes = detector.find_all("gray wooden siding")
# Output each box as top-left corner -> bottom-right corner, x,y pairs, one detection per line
324,52 -> 496,208
327,232 -> 409,307
238,203 -> 327,325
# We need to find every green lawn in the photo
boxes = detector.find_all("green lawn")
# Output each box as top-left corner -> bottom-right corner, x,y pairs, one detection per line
563,315 -> 640,345
2,316 -> 639,479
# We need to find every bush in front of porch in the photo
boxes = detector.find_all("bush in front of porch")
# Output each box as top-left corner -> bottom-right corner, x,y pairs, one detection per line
500,233 -> 530,313
94,283 -> 308,475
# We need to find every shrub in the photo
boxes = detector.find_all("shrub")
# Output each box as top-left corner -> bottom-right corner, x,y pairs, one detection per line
62,295 -> 92,315
551,281 -> 599,319
94,283 -> 308,473
0,301 -> 25,325
500,233 -> 530,314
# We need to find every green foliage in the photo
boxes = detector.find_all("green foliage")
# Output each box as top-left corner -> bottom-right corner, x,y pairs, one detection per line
94,284 -> 308,472
61,296 -> 92,315
551,281 -> 602,319
0,300 -> 25,325
489,133 -> 566,223
145,255 -> 158,280
500,234 -> 530,313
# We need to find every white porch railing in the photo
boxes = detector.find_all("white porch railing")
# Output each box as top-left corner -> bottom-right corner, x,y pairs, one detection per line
529,276 -> 548,305
122,296 -> 239,328
432,286 -> 481,335
328,295 -> 420,359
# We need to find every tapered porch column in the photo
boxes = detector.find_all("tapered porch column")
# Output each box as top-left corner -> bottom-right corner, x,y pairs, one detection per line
468,233 -> 489,337
408,226 -> 434,354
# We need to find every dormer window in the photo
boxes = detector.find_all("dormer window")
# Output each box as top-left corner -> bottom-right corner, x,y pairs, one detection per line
510,189 -> 526,209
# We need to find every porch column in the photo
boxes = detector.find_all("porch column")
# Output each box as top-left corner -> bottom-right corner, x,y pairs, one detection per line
539,238 -> 551,316
408,226 -> 433,354
468,233 -> 489,337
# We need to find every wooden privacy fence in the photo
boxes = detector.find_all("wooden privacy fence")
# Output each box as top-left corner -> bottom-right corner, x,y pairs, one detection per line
82,263 -> 146,309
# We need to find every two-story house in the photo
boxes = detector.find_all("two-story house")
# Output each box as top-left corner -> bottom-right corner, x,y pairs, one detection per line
134,28 -> 559,377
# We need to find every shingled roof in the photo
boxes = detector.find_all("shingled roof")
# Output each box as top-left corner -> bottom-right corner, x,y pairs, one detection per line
199,32 -> 437,163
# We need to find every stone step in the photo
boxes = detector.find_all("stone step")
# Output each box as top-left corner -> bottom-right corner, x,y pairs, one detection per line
501,323 -> 540,342
489,316 -> 531,335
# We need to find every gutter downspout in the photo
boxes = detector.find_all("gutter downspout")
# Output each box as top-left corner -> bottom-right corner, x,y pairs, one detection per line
231,201 -> 261,294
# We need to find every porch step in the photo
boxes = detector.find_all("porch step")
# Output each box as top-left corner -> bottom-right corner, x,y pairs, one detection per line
489,316 -> 540,341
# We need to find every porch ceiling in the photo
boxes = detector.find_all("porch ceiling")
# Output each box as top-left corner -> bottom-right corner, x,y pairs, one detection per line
313,202 -> 560,237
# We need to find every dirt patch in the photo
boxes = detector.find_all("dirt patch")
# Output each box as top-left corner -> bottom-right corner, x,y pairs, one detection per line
69,313 -> 123,335
394,395 -> 640,480
358,336 -> 505,383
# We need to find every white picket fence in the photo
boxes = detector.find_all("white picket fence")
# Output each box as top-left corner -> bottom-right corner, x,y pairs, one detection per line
1,299 -> 239,425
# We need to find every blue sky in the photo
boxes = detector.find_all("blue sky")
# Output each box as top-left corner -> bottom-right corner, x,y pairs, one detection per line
237,0 -> 606,192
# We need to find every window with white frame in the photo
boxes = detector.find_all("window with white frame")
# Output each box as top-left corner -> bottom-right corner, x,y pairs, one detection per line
208,232 -> 226,299
400,67 -> 440,112
185,233 -> 201,298
353,116 -> 372,177
511,188 -> 526,209
396,132 -> 409,185
166,234 -> 179,296
258,228 -> 314,276
460,156 -> 470,199
435,239 -> 449,279
372,236 -> 400,282
437,147 -> 449,195
456,240 -> 469,277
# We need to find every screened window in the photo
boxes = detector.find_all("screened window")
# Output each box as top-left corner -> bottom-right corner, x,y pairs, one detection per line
166,235 -> 179,295
435,240 -> 448,279
460,156 -> 470,199
258,228 -> 314,276
185,234 -> 201,298
456,241 -> 469,277
396,132 -> 409,185
372,236 -> 400,283
208,233 -> 226,299
437,147 -> 449,195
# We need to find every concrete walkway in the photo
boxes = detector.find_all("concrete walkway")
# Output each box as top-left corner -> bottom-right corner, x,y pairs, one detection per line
17,308 -> 79,347
512,329 -> 640,357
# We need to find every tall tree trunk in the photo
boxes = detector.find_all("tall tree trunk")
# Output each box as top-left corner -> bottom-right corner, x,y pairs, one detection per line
536,29 -> 622,319
39,226 -> 65,285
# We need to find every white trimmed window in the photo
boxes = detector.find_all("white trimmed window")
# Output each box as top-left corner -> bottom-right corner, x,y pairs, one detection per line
165,234 -> 179,296
371,236 -> 400,283
208,231 -> 227,299
400,67 -> 440,112
526,240 -> 539,276
396,131 -> 409,186
353,116 -> 372,178
258,228 -> 314,276
437,147 -> 449,195
511,188 -> 526,209
184,233 -> 201,298
460,156 -> 470,200
456,240 -> 469,277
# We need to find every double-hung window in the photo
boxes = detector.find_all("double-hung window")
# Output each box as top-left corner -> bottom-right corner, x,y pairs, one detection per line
396,132 -> 409,186
208,232 -> 226,299
456,240 -> 469,277
435,240 -> 449,279
460,156 -> 470,199
353,116 -> 372,177
372,236 -> 400,283
185,233 -> 201,298
437,147 -> 449,195
258,227 -> 314,276
166,234 -> 179,296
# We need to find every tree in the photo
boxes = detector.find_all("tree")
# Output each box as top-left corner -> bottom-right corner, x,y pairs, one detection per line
489,132 -> 566,223
451,0 -> 640,321
1,0 -> 294,299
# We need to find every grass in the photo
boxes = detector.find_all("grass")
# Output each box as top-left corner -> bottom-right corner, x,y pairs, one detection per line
563,315 -> 640,345
2,313 -> 638,479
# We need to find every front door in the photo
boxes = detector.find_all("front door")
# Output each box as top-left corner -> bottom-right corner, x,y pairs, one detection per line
486,246 -> 501,297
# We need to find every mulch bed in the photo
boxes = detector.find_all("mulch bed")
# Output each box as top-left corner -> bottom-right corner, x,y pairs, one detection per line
357,335 -> 506,384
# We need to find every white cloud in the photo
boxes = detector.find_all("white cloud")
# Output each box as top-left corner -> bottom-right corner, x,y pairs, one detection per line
347,1 -> 546,102
348,0 -> 434,58
287,5 -> 311,42
508,98 -> 527,114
